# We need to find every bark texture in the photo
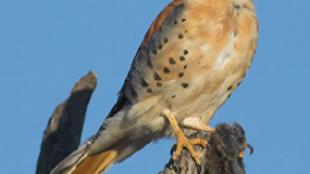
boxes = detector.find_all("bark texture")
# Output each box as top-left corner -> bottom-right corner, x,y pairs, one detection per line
36,72 -> 252,174
159,123 -> 251,174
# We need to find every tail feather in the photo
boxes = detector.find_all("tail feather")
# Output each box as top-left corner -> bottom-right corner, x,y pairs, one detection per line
72,150 -> 118,174
51,143 -> 120,174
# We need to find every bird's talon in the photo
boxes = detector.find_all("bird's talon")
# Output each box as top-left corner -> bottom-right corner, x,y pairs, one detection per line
239,143 -> 254,158
189,138 -> 208,148
246,143 -> 254,155
172,135 -> 203,166
164,109 -> 205,167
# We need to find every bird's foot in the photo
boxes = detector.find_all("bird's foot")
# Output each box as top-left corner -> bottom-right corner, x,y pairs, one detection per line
173,135 -> 207,165
163,109 -> 208,166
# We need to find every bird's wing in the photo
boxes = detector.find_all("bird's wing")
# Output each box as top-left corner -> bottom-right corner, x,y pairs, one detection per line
107,0 -> 185,112
51,1 -> 187,174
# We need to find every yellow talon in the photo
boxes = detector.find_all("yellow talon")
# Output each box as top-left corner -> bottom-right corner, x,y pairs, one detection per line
189,138 -> 208,148
163,109 -> 209,166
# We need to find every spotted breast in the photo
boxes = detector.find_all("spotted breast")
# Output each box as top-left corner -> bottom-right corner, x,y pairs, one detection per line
117,0 -> 258,129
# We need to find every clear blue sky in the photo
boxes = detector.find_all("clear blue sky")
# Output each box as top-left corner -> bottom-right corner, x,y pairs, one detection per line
0,0 -> 309,173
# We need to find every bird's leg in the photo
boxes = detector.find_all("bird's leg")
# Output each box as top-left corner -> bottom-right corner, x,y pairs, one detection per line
181,116 -> 215,133
163,109 -> 206,166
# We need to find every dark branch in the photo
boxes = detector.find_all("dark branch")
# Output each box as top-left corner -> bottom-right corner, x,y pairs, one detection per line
159,123 -> 251,174
36,72 -> 97,174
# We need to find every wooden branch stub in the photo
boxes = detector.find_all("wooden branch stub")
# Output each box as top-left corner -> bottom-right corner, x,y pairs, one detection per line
160,123 -> 251,174
36,71 -> 97,174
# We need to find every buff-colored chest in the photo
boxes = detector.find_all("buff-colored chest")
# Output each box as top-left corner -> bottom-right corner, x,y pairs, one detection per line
125,0 -> 258,131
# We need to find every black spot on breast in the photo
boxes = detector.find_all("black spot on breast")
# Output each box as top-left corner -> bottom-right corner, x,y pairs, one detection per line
174,21 -> 178,25
181,83 -> 189,88
181,18 -> 186,22
183,50 -> 189,55
171,95 -> 176,99
169,57 -> 176,65
156,82 -> 162,87
147,88 -> 153,93
164,37 -> 169,44
158,44 -> 163,50
178,33 -> 184,39
184,65 -> 188,69
163,67 -> 171,74
141,78 -> 149,87
146,59 -> 153,69
178,72 -> 184,78
180,56 -> 186,61
227,86 -> 233,91
153,72 -> 162,81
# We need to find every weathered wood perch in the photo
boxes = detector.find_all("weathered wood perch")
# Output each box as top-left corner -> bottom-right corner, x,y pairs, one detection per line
36,72 -> 252,174
36,72 -> 97,174
159,124 -> 251,174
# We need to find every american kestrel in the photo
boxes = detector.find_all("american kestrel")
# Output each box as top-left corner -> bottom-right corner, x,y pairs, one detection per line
52,0 -> 258,173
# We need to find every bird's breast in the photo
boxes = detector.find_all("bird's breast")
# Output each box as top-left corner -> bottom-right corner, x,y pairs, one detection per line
125,0 -> 258,130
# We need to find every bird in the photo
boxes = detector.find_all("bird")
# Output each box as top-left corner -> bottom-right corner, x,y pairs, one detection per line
51,0 -> 258,173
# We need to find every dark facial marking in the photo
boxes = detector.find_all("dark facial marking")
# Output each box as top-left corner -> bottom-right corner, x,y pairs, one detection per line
158,44 -> 163,50
171,94 -> 176,99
